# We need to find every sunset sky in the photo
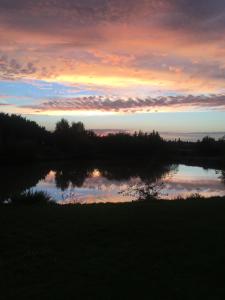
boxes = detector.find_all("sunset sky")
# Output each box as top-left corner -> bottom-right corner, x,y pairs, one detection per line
1,0 -> 225,131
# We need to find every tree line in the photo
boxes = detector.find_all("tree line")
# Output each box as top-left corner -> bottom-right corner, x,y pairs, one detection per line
0,113 -> 224,162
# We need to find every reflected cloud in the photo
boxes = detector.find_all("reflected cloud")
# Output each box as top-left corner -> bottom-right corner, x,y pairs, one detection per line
35,163 -> 225,204
163,165 -> 225,198
1,161 -> 224,204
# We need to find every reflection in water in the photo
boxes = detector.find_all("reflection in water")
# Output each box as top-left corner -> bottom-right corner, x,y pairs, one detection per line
0,164 -> 49,200
220,171 -> 225,185
0,161 -> 224,204
164,165 -> 225,199
55,162 -> 92,190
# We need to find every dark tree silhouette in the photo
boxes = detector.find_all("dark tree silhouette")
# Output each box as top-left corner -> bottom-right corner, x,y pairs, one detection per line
71,122 -> 85,135
0,113 -> 49,161
0,113 -> 224,162
55,119 -> 70,133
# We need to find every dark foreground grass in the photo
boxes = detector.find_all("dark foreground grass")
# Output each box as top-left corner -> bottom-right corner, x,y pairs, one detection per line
1,198 -> 225,300
6,191 -> 53,206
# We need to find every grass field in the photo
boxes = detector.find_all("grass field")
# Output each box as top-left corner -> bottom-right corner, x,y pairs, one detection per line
1,198 -> 225,299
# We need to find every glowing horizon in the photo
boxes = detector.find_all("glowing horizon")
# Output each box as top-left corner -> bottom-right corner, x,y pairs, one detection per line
1,0 -> 225,130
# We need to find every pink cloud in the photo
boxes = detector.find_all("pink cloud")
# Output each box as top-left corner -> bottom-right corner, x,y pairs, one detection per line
23,94 -> 225,113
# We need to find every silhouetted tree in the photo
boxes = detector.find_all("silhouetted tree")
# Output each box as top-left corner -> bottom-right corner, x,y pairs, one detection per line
0,113 -> 224,162
71,122 -> 85,135
55,119 -> 70,133
0,113 -> 49,161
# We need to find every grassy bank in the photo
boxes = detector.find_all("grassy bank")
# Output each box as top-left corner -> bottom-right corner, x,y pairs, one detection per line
1,198 -> 225,299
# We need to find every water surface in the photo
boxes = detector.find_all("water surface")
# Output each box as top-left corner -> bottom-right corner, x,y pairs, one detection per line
1,161 -> 224,204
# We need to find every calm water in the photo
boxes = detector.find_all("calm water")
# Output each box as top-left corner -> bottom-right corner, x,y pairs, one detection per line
94,130 -> 225,142
160,132 -> 225,142
1,161 -> 225,204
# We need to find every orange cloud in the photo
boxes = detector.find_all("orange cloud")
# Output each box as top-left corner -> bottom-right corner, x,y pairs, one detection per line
1,0 -> 225,106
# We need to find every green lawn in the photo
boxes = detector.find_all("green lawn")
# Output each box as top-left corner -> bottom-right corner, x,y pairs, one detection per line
1,198 -> 225,299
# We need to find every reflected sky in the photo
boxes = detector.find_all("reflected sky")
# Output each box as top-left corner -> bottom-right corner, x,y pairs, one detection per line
163,165 -> 225,199
33,164 -> 225,204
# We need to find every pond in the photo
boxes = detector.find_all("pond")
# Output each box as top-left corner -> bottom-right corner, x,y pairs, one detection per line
1,161 -> 225,204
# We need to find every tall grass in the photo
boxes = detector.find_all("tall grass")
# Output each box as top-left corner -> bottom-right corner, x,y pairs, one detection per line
5,190 -> 54,206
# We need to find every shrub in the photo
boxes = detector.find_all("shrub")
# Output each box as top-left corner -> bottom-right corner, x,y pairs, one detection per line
7,190 -> 54,206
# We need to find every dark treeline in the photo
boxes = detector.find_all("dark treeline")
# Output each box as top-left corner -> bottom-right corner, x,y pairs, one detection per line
0,113 -> 225,162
